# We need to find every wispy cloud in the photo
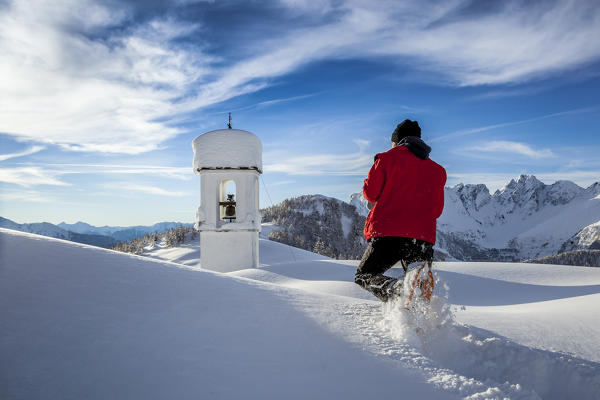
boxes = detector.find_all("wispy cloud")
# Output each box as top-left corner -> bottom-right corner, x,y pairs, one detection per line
265,151 -> 372,176
255,93 -> 321,109
468,141 -> 554,159
431,107 -> 598,142
0,162 -> 194,189
0,189 -> 53,203
218,93 -> 322,115
0,146 -> 45,161
535,171 -> 600,188
0,167 -> 70,187
121,184 -> 187,197
17,163 -> 192,180
1,0 -> 599,155
266,180 -> 296,186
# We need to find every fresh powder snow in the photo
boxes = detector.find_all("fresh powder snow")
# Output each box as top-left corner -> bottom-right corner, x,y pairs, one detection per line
192,129 -> 262,173
1,227 -> 599,399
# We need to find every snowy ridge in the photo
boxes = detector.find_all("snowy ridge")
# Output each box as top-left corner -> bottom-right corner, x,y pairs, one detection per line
2,228 -> 599,399
348,192 -> 370,217
560,221 -> 600,252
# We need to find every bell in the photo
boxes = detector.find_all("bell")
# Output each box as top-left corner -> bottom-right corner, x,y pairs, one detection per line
219,193 -> 236,221
225,204 -> 236,218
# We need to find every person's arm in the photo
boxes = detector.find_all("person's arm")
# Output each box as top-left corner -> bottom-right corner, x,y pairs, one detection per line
363,155 -> 385,203
433,167 -> 447,218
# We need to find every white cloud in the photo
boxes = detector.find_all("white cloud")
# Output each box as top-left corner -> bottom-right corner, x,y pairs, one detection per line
353,139 -> 371,152
122,184 -> 187,197
0,189 -> 53,203
36,163 -> 192,180
1,0 -> 599,155
6,162 -> 193,182
0,163 -> 192,188
0,167 -> 70,187
470,141 -> 554,159
431,107 -> 596,142
269,0 -> 600,86
0,146 -> 45,161
266,180 -> 296,186
535,171 -> 600,188
0,0 -> 205,154
264,150 -> 373,175
278,0 -> 334,15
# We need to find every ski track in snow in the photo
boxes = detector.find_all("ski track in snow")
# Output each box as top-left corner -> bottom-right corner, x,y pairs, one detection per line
2,228 -> 600,399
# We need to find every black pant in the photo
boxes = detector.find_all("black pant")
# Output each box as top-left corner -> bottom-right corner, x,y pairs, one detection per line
354,236 -> 433,301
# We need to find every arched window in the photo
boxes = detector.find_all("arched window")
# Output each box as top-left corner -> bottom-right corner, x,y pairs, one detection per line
219,179 -> 237,222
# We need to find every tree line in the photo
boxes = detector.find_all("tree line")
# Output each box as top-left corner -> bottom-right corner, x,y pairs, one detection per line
526,250 -> 600,267
112,225 -> 197,255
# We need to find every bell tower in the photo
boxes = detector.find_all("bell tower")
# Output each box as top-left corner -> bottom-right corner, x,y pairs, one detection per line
192,128 -> 262,272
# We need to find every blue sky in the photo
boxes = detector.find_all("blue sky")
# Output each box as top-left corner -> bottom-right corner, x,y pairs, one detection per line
1,0 -> 599,226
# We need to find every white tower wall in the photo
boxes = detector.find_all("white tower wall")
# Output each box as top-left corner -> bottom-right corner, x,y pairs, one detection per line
192,129 -> 262,273
200,231 -> 259,272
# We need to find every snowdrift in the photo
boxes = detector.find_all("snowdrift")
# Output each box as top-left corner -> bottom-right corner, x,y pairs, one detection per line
1,228 -> 599,399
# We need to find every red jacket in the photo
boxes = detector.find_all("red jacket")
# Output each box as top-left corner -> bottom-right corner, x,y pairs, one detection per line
363,146 -> 446,244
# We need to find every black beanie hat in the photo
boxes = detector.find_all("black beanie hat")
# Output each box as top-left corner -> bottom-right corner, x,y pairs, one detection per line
392,119 -> 421,143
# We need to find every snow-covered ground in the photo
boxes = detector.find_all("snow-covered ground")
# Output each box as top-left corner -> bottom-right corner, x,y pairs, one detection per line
1,228 -> 599,399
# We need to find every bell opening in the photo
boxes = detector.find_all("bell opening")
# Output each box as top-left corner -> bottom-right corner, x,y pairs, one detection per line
219,179 -> 237,222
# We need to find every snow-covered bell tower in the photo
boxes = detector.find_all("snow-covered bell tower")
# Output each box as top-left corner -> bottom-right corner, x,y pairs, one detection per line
192,128 -> 262,272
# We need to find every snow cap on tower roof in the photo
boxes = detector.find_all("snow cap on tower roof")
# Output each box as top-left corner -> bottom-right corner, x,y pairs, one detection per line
192,129 -> 262,173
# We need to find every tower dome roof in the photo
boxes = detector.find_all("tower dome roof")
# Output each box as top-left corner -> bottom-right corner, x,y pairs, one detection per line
192,129 -> 262,173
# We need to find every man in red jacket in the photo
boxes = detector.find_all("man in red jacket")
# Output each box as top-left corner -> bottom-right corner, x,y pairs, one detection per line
355,120 -> 446,302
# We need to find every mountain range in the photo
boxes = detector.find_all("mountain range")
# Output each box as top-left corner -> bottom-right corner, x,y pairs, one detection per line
3,174 -> 598,264
349,174 -> 600,262
0,217 -> 193,248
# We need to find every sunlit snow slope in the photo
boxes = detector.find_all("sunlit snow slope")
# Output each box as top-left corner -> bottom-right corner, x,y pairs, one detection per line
2,228 -> 600,400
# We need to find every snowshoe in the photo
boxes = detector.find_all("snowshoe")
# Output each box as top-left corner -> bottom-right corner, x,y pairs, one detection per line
405,261 -> 434,310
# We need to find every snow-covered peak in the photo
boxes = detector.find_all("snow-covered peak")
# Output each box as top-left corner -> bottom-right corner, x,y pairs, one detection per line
449,183 -> 491,212
586,182 -> 600,197
546,180 -> 584,205
498,174 -> 543,195
495,175 -> 548,214
560,221 -> 600,252
518,173 -> 542,186
348,192 -> 369,217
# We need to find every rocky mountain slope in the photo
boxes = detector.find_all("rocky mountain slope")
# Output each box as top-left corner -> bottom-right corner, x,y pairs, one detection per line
261,195 -> 367,259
